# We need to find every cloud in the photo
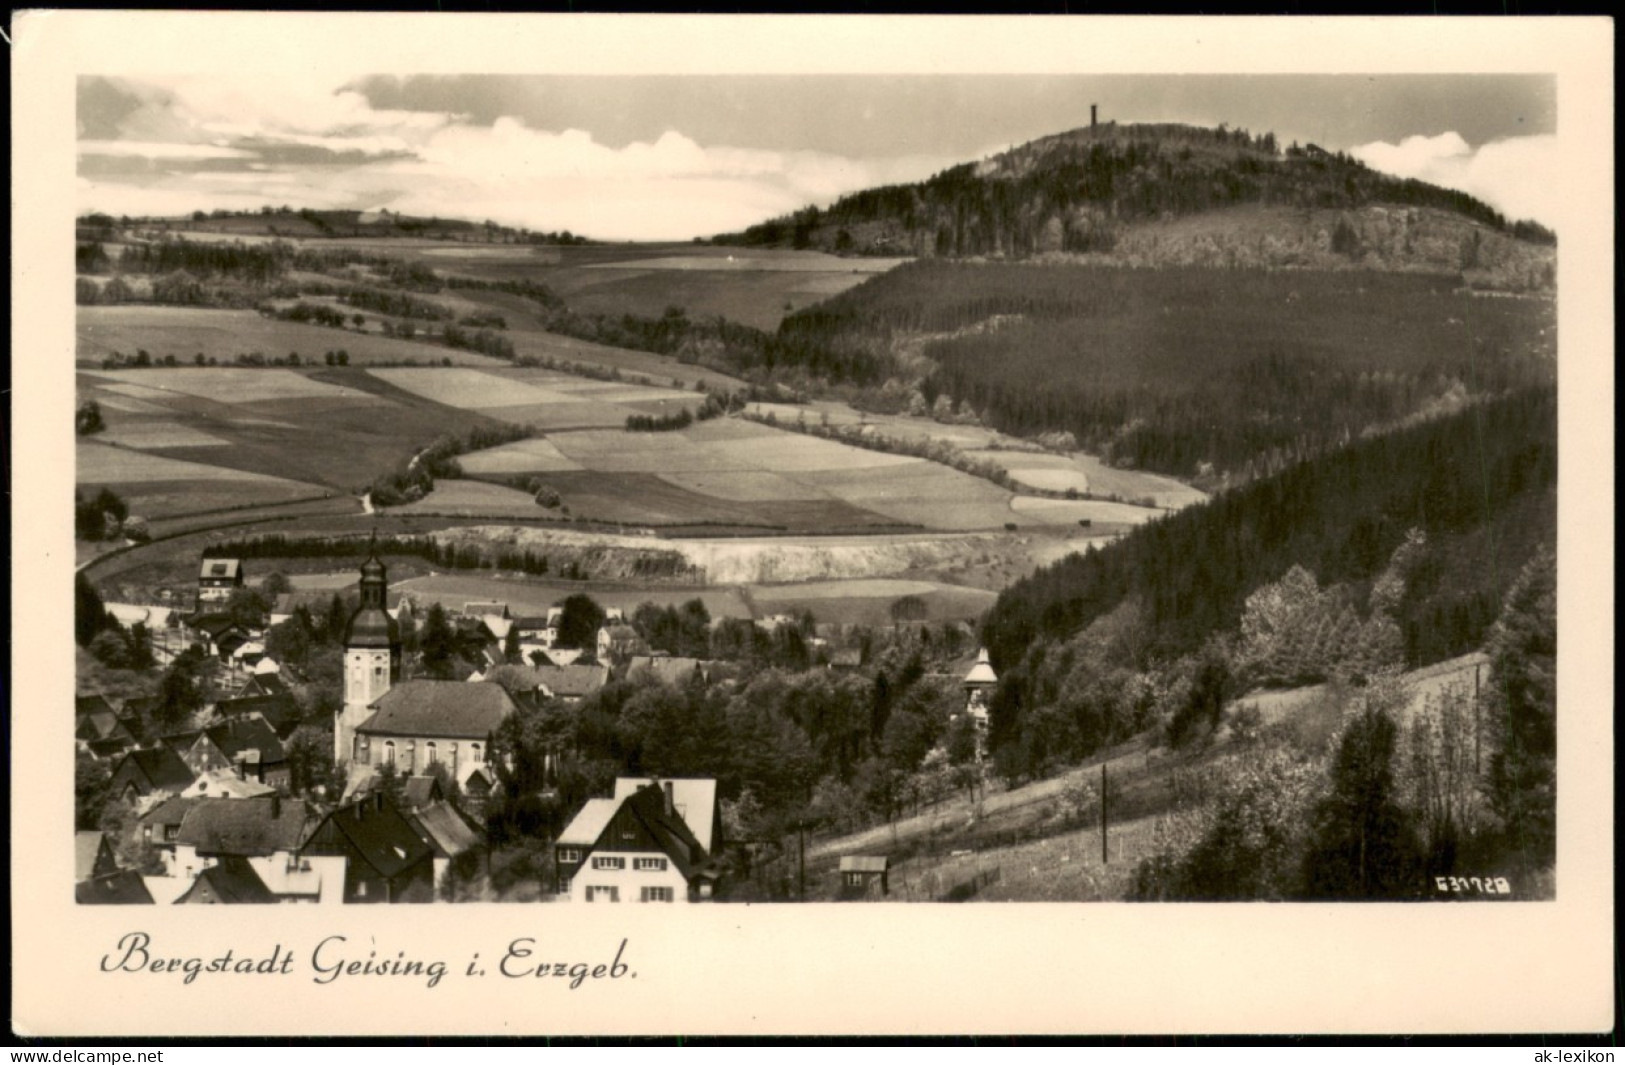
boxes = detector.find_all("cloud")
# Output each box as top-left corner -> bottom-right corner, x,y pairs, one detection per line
1350,131 -> 1560,227
78,76 -> 959,240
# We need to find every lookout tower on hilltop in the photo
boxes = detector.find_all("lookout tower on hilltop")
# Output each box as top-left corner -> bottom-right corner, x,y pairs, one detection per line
335,537 -> 401,764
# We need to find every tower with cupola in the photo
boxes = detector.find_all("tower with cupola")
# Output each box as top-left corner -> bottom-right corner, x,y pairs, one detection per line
335,541 -> 401,765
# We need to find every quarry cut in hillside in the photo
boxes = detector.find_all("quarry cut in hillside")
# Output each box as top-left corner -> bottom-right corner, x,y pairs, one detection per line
433,525 -> 1029,586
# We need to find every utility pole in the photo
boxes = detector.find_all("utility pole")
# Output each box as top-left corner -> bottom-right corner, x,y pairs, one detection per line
1100,762 -> 1109,865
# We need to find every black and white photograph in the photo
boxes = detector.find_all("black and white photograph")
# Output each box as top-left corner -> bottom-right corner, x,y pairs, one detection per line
12,12 -> 1614,1038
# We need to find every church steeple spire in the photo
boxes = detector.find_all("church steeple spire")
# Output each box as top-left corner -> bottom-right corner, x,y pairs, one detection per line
337,535 -> 401,766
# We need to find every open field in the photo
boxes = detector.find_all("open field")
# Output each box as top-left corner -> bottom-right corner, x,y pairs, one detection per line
88,367 -> 388,405
367,365 -> 701,431
746,578 -> 997,626
425,242 -> 905,332
77,305 -> 505,367
390,480 -> 548,518
388,572 -> 751,621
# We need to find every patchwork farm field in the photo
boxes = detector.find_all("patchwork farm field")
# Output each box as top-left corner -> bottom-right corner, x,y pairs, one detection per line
77,306 -> 506,367
367,366 -> 700,431
460,415 -> 1076,533
423,242 -> 906,332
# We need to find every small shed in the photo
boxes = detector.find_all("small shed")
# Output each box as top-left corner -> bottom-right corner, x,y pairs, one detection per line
838,855 -> 890,899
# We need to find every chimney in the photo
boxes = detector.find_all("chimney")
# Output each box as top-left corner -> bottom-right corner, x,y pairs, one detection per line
662,780 -> 674,816
1091,104 -> 1098,130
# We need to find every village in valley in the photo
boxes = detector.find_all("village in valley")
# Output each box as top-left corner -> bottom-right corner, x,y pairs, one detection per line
73,76 -> 1560,908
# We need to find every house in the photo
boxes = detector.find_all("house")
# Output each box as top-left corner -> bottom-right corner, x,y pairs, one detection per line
140,796 -> 202,875
461,600 -> 510,620
214,692 -> 302,739
555,778 -> 723,903
164,713 -> 290,789
232,679 -> 289,705
77,699 -> 137,757
401,774 -> 446,811
596,623 -> 646,662
181,769 -> 277,801
349,680 -> 516,777
75,831 -> 119,882
827,648 -> 864,671
76,870 -> 155,905
107,746 -> 197,803
172,795 -> 316,884
511,612 -> 561,657
838,855 -> 890,899
496,662 -> 610,707
626,655 -> 712,688
406,800 -> 487,896
187,613 -> 254,660
174,855 -> 277,904
197,558 -> 244,605
299,792 -> 437,903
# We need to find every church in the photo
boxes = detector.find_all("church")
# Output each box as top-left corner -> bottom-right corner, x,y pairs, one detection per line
334,546 -> 517,778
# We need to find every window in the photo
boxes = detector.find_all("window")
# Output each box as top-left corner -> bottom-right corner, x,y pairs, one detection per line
585,886 -> 619,903
374,665 -> 384,683
591,856 -> 625,871
846,873 -> 866,887
143,826 -> 153,843
470,742 -> 483,763
640,887 -> 674,903
634,857 -> 668,872
164,825 -> 179,842
382,741 -> 396,765
558,848 -> 581,864
356,881 -> 368,899
425,742 -> 438,765
558,877 -> 571,895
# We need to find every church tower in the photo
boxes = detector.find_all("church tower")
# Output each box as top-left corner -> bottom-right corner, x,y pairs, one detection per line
335,541 -> 401,765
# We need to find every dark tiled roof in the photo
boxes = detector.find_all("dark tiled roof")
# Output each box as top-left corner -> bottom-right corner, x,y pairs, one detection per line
401,775 -> 444,809
141,796 -> 202,831
204,713 -> 288,767
176,797 -> 314,856
77,694 -> 117,717
497,663 -> 609,700
408,801 -> 483,859
235,673 -> 289,699
113,746 -> 196,793
304,794 -> 434,879
357,680 -> 517,740
178,856 -> 276,904
76,870 -> 155,905
627,656 -> 711,686
76,832 -> 113,882
216,694 -> 301,738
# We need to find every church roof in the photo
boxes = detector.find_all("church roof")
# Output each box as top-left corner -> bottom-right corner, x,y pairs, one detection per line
357,680 -> 517,739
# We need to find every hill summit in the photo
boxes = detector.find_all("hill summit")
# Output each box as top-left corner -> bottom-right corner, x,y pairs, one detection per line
715,122 -> 1554,289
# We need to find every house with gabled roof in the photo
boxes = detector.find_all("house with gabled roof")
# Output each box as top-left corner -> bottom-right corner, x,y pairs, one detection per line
596,623 -> 646,662
107,746 -> 197,803
140,796 -> 201,875
76,831 -> 119,883
407,800 -> 487,897
76,870 -> 155,905
626,655 -> 713,689
555,778 -> 723,903
299,792 -> 436,903
164,713 -> 290,789
197,557 -> 243,606
175,855 -> 277,904
235,671 -> 289,700
172,795 -> 315,884
214,692 -> 302,739
491,662 -> 610,707
349,679 -> 516,779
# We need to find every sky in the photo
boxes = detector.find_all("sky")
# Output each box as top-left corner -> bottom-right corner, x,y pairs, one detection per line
76,73 -> 1558,242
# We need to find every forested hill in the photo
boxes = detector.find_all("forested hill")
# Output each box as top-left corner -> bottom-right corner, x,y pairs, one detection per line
714,122 -> 1554,285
